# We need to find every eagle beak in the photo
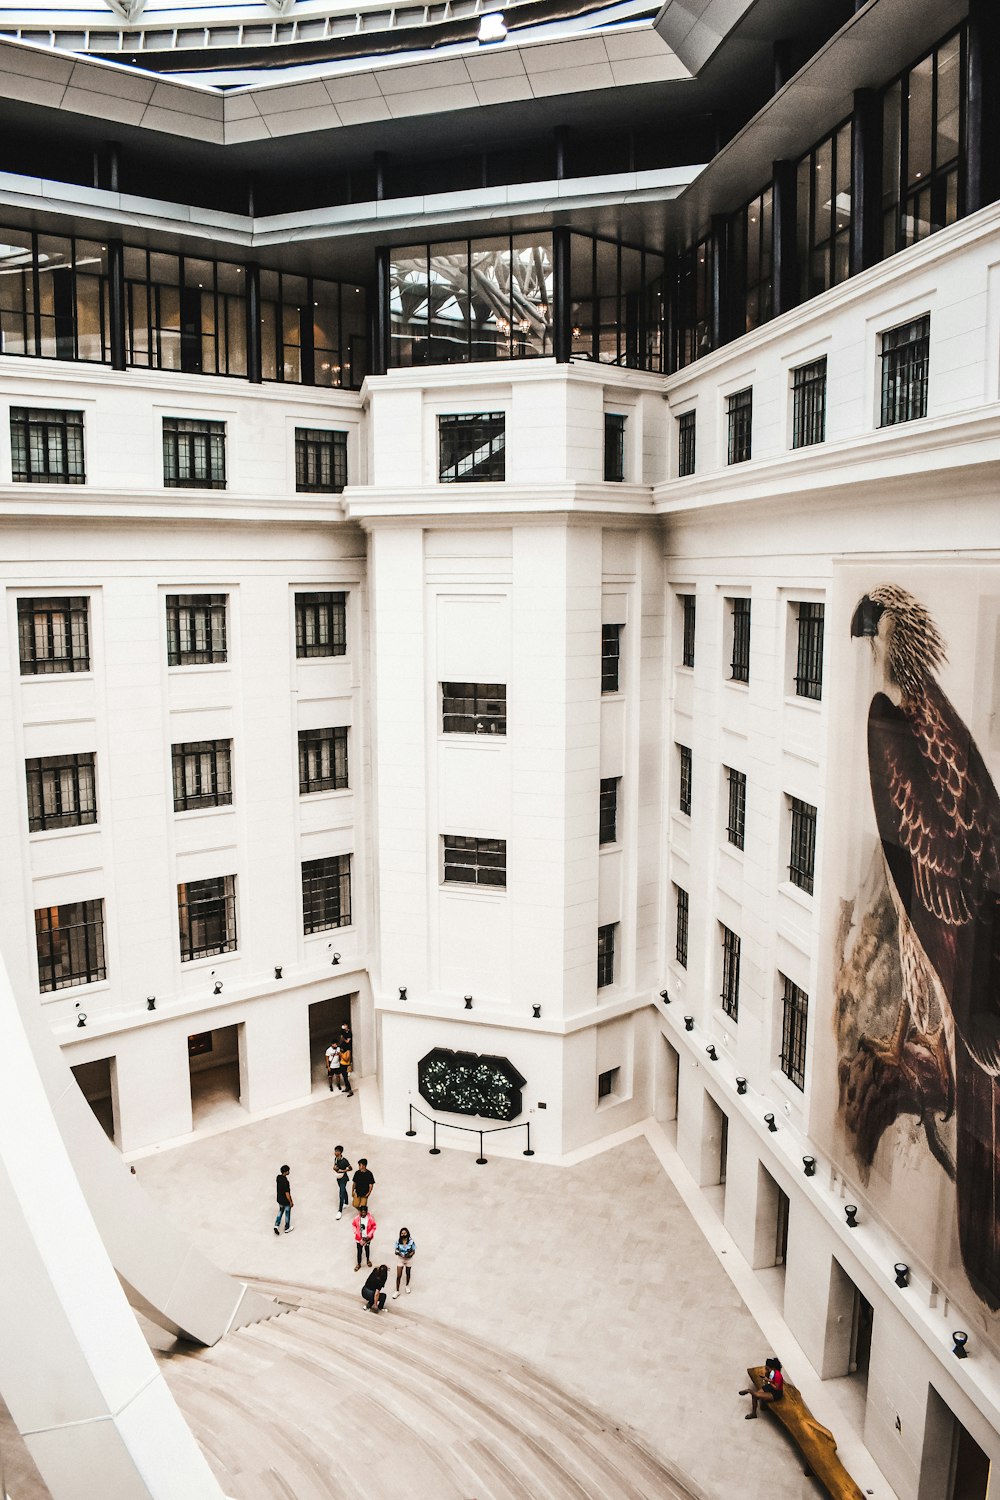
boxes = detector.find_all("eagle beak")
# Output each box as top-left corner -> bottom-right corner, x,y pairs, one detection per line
851,595 -> 885,638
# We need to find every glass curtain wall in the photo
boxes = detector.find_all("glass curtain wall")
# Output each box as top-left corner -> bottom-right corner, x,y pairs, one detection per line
673,235 -> 712,370
569,233 -> 665,371
0,228 -> 108,361
389,235 -> 554,365
260,273 -> 367,387
882,30 -> 963,255
797,122 -> 852,301
731,187 -> 773,333
125,248 -> 248,376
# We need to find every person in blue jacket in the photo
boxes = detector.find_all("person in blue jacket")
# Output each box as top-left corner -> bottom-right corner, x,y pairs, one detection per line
393,1226 -> 416,1297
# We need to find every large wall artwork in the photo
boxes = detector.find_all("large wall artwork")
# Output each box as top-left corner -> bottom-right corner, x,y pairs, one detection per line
814,563 -> 1000,1336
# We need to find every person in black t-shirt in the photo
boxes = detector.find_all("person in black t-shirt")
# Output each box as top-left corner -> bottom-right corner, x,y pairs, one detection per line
332,1145 -> 352,1220
274,1165 -> 293,1235
352,1157 -> 374,1209
362,1264 -> 388,1312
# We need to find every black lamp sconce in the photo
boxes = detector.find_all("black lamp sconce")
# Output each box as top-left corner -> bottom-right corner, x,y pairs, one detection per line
76,1011 -> 87,1028
764,1113 -> 777,1132
705,1044 -> 718,1061
532,1004 -> 542,1019
952,1331 -> 969,1359
659,989 -> 671,1004
683,1015 -> 694,1031
464,995 -> 473,1010
274,966 -> 283,980
213,981 -> 223,995
802,1155 -> 817,1177
845,1204 -> 859,1229
894,1263 -> 909,1288
331,952 -> 341,966
399,986 -> 408,1001
736,1076 -> 747,1095
146,996 -> 156,1011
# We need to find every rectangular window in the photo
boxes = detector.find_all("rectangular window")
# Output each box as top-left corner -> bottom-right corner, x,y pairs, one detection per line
598,1067 -> 619,1099
880,315 -> 930,427
295,592 -> 346,659
10,408 -> 85,483
735,185 -> 773,333
26,751 -> 97,833
569,233 -> 666,372
881,32 -> 962,257
680,593 -> 696,668
726,767 -> 747,850
678,410 -> 696,477
441,683 -> 506,735
295,428 -> 348,493
789,797 -> 818,894
678,744 -> 692,817
302,853 -> 352,933
721,924 -> 741,1021
162,417 -> 226,489
177,874 -> 237,962
599,777 -> 619,845
780,975 -> 809,1090
604,413 -> 626,482
35,898 -> 106,992
675,885 -> 689,968
794,602 -> 825,700
673,235 -> 713,369
597,922 -> 616,988
727,388 -> 752,464
17,596 -> 90,675
601,624 -> 622,694
171,740 -> 232,812
439,412 -> 506,482
298,726 -> 349,793
730,597 -> 751,683
166,594 -> 227,667
791,359 -> 827,448
443,835 -> 506,888
796,122 -> 852,302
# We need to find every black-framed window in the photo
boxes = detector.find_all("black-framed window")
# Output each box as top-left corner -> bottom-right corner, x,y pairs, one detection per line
443,835 -> 506,888
570,232 -> 666,372
0,228 -> 109,363
35,898 -> 106,991
880,315 -> 930,426
792,359 -> 827,449
439,412 -> 506,483
604,413 -> 626,481
733,186 -> 773,334
11,408 -> 85,483
442,683 -> 506,735
789,797 -> 818,894
674,235 -> 712,369
162,417 -> 226,489
727,388 -> 752,465
881,31 -> 963,258
302,853 -> 352,933
177,874 -> 237,961
26,752 -> 97,833
597,922 -> 616,988
295,592 -> 346,659
599,777 -> 619,845
166,594 -> 227,667
726,768 -> 747,850
298,726 -> 349,793
17,596 -> 90,675
295,429 -> 347,493
678,744 -> 692,817
125,248 -> 247,377
796,122 -> 852,302
172,740 -> 232,812
602,624 -> 622,694
680,593 -> 696,668
730,597 -> 751,683
598,1067 -> 619,1099
677,410 -> 696,477
675,885 -> 689,968
721,924 -> 741,1021
780,975 -> 809,1090
262,271 -> 366,388
794,602 -> 825,700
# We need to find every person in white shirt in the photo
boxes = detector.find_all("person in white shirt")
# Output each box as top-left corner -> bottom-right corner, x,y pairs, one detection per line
325,1041 -> 341,1092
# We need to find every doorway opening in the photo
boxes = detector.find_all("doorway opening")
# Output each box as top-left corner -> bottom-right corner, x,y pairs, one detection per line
920,1387 -> 992,1500
654,1035 -> 680,1137
753,1163 -> 790,1308
308,993 -> 356,1094
71,1056 -> 117,1143
188,1023 -> 243,1129
703,1092 -> 728,1218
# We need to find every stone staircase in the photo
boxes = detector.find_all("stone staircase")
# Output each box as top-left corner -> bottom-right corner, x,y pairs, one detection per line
157,1278 -> 702,1500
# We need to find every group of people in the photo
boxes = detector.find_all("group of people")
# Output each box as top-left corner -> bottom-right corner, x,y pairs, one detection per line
324,1025 -> 354,1097
272,1144 -> 417,1315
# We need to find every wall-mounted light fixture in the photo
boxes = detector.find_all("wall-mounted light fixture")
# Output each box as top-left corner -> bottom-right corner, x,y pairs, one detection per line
77,1012 -> 87,1027
213,981 -> 223,995
464,995 -> 473,1010
331,952 -> 341,966
532,1004 -> 541,1019
683,1015 -> 694,1031
146,996 -> 156,1011
274,966 -> 283,980
802,1155 -> 816,1177
952,1331 -> 969,1359
894,1263 -> 909,1288
764,1113 -> 777,1132
845,1204 -> 859,1229
659,989 -> 671,1004
705,1044 -> 718,1061
399,986 -> 408,1001
735,1076 -> 747,1095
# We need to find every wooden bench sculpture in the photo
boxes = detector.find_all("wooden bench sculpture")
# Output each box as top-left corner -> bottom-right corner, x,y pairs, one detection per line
746,1367 -> 864,1500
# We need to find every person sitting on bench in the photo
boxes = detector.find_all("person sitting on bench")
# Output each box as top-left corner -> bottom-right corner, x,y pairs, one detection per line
740,1357 -> 784,1418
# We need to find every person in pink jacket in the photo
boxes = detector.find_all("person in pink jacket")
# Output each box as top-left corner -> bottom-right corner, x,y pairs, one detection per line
352,1207 -> 376,1270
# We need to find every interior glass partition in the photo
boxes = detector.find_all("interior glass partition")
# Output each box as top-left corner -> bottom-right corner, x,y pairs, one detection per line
569,233 -> 664,371
389,234 -> 554,365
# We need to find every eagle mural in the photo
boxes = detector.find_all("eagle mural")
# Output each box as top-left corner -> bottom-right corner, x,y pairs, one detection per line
846,583 -> 1000,1310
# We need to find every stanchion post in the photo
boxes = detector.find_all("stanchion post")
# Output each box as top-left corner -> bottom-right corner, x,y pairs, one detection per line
522,1121 -> 535,1157
429,1120 -> 440,1155
405,1103 -> 416,1138
476,1130 -> 487,1165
